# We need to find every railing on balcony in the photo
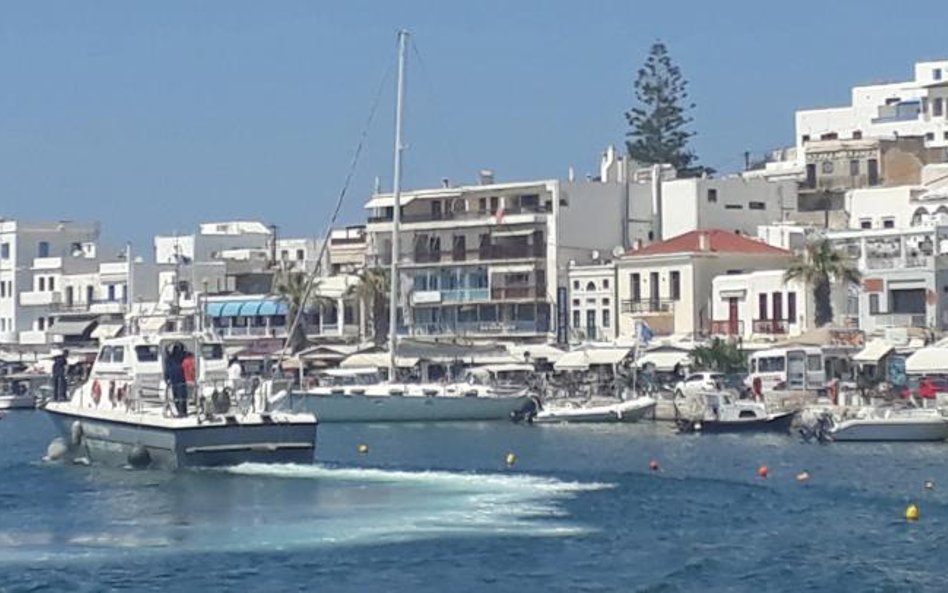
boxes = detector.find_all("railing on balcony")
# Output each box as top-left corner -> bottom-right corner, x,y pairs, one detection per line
710,319 -> 744,336
874,313 -> 928,328
369,204 -> 551,225
441,288 -> 490,303
412,319 -> 549,336
621,299 -> 675,314
752,319 -> 789,335
490,286 -> 544,300
413,250 -> 442,263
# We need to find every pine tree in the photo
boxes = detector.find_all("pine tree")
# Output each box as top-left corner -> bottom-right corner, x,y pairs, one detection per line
625,41 -> 710,177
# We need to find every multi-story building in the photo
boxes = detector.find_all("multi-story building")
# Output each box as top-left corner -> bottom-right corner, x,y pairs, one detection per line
275,238 -> 326,274
827,225 -> 948,334
567,262 -> 618,343
363,175 -> 628,342
328,226 -> 367,275
710,270 -> 812,341
0,220 -> 100,345
615,230 -> 794,339
796,60 -> 948,152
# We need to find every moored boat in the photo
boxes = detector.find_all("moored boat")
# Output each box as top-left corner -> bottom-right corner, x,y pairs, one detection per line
533,396 -> 656,424
42,332 -> 317,470
675,391 -> 795,434
826,406 -> 948,442
0,373 -> 47,410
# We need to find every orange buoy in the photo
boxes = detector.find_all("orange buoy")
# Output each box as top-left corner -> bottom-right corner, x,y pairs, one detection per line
648,460 -> 660,472
757,465 -> 769,479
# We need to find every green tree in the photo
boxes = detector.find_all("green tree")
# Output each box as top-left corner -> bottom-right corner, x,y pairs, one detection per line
347,267 -> 390,346
625,41 -> 710,177
272,271 -> 334,354
783,238 -> 861,327
690,338 -> 745,373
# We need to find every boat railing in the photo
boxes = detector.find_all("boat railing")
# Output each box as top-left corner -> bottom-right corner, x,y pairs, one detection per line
117,377 -> 269,418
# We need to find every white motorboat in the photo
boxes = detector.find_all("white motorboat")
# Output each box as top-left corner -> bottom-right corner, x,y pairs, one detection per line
533,396 -> 656,424
827,406 -> 948,442
674,391 -> 795,434
272,366 -> 536,423
0,373 -> 46,410
42,332 -> 317,470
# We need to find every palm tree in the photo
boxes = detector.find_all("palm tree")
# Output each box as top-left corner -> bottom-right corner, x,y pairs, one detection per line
272,271 -> 334,353
784,238 -> 861,327
347,267 -> 389,346
691,338 -> 745,373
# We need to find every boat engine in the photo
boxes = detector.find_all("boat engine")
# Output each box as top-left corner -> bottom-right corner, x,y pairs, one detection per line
798,410 -> 834,444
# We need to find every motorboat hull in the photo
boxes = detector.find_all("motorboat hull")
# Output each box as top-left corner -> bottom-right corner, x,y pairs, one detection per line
0,394 -> 36,410
277,391 -> 534,423
677,411 -> 796,434
45,406 -> 316,470
830,418 -> 948,442
534,398 -> 657,424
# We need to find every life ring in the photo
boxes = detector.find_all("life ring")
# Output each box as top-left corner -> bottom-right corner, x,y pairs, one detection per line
91,380 -> 102,404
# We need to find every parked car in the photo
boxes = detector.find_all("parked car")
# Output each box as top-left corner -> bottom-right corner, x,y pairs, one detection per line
674,372 -> 726,398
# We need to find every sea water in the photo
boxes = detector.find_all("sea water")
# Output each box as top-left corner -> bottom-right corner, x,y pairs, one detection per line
2,411 -> 948,592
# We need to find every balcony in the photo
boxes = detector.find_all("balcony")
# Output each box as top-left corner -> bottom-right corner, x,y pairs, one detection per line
0,331 -> 17,343
401,245 -> 544,266
31,257 -> 63,271
18,330 -> 50,345
752,319 -> 789,335
370,204 -> 551,225
874,313 -> 927,328
710,319 -> 744,336
621,299 -> 675,314
441,288 -> 489,303
490,286 -> 545,300
412,319 -> 548,337
19,291 -> 61,307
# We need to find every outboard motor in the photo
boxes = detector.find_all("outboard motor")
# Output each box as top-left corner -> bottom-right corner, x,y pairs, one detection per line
510,397 -> 540,424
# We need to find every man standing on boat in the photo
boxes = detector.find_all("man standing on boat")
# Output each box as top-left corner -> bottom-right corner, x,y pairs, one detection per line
165,343 -> 188,417
51,349 -> 68,402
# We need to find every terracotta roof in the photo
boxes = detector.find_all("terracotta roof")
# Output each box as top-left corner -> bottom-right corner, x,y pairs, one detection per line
626,229 -> 792,257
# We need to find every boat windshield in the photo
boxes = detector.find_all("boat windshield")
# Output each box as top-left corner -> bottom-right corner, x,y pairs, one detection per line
201,344 -> 224,360
135,345 -> 160,362
323,372 -> 380,386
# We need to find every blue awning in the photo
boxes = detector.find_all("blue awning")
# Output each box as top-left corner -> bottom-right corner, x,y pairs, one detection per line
239,301 -> 263,317
220,301 -> 244,317
258,300 -> 288,316
205,302 -> 225,317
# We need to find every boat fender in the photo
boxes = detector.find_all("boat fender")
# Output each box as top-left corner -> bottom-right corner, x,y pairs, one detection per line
127,444 -> 151,470
70,421 -> 83,449
91,380 -> 102,405
44,437 -> 69,462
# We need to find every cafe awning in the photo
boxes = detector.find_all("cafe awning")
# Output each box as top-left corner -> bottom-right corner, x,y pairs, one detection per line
852,339 -> 894,364
554,348 -> 631,371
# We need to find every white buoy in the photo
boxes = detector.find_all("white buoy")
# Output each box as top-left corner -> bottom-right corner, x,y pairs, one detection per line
43,438 -> 69,462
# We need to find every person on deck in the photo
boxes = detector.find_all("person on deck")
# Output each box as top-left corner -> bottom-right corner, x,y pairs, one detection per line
165,343 -> 188,417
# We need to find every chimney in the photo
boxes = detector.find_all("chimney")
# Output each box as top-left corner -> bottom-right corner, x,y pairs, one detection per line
568,166 -> 575,182
698,232 -> 710,252
651,164 -> 663,241
441,177 -> 450,188
479,170 -> 494,185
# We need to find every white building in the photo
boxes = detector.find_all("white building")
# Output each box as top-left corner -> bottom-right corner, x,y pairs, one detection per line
847,163 -> 948,230
364,173 -> 628,342
797,60 -> 948,154
616,230 -> 794,339
710,270 -> 813,342
328,226 -> 367,275
0,220 -> 100,346
567,262 -> 617,343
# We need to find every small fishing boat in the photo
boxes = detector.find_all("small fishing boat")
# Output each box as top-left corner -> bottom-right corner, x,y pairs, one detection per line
533,396 -> 656,424
675,391 -> 795,434
825,406 -> 948,442
42,332 -> 317,470
0,373 -> 45,410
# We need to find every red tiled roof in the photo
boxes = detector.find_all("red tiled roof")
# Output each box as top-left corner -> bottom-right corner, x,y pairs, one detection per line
626,229 -> 792,257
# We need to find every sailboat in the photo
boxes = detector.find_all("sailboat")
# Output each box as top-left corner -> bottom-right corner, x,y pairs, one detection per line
269,30 -> 536,423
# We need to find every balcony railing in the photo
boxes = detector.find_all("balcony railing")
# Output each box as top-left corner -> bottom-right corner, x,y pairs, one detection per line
370,204 -> 551,225
710,320 -> 744,336
412,319 -> 549,336
441,288 -> 489,303
874,313 -> 928,328
490,286 -> 545,300
20,291 -> 62,307
752,319 -> 789,335
621,299 -> 675,314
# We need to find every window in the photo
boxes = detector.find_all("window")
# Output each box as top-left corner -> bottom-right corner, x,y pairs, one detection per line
602,309 -> 611,328
201,343 -> 224,360
48,277 -> 55,291
478,197 -> 487,213
934,98 -> 944,117
0,282 -> 4,298
868,158 -> 879,186
602,297 -> 610,306
572,299 -> 580,307
670,271 -> 680,301
585,281 -> 596,291
869,293 -> 880,314
852,130 -> 862,139
707,188 -> 718,203
801,134 -> 810,143
572,280 -> 580,290
772,292 -> 783,321
758,357 -> 786,373
630,273 -> 641,302
603,278 -> 609,289
489,196 -> 499,214
749,201 -> 766,210
572,310 -> 580,328
86,285 -> 94,303
820,132 -> 838,141
111,346 -> 124,363
805,164 -> 817,189
758,293 -> 768,320
860,219 -> 872,229
107,284 -> 116,301
725,204 -> 743,210
850,160 -> 860,177
135,345 -> 160,362
882,218 -> 895,229
296,249 -> 304,260
927,132 -> 935,141
787,292 -> 797,322
38,277 -> 45,291
37,317 -> 45,331
281,250 -> 288,260
935,68 -> 943,81
0,243 -> 8,259
38,242 -> 49,258
821,161 -> 834,174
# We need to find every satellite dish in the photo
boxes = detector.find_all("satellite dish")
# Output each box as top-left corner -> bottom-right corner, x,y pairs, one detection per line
611,246 -> 625,258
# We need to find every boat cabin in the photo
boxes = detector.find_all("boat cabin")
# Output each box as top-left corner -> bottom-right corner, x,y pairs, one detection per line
463,363 -> 534,387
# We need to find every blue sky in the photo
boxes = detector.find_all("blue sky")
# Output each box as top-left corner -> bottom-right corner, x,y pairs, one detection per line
1,1 -> 945,250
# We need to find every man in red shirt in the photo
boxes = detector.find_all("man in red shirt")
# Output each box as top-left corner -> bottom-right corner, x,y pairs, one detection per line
182,351 -> 196,384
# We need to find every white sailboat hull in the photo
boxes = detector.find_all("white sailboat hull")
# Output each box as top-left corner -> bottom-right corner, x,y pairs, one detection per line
830,417 -> 948,442
0,394 -> 36,410
534,397 -> 657,424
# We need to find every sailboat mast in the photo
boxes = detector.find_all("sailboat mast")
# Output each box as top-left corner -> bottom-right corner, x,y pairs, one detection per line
388,29 -> 409,379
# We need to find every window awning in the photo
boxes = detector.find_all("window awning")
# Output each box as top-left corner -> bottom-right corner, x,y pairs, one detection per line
340,352 -> 420,369
207,300 -> 286,317
258,300 -> 288,316
364,194 -> 420,209
238,301 -> 263,317
205,302 -> 225,317
220,302 -> 244,317
50,319 -> 96,337
852,339 -> 894,364
906,347 -> 948,374
138,316 -> 169,333
91,323 -> 124,339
